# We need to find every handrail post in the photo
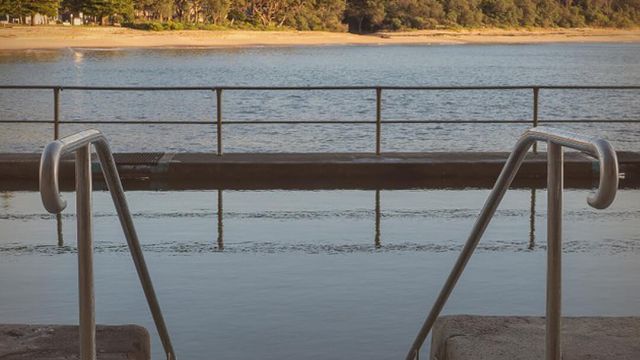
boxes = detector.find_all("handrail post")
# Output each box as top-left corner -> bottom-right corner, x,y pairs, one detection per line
532,87 -> 539,154
376,87 -> 382,155
54,87 -> 60,140
216,88 -> 223,156
546,141 -> 563,360
404,127 -> 618,360
40,130 -> 177,360
76,144 -> 96,360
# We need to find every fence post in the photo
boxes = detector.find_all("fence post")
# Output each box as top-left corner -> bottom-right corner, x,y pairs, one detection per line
216,88 -> 223,156
54,87 -> 60,140
532,87 -> 539,153
376,87 -> 382,155
76,144 -> 96,360
546,141 -> 563,360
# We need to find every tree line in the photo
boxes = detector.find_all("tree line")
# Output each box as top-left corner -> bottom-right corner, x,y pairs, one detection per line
1,0 -> 638,30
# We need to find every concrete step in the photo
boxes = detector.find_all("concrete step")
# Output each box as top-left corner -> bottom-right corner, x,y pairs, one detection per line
1,151 -> 639,190
0,324 -> 149,360
431,315 -> 640,360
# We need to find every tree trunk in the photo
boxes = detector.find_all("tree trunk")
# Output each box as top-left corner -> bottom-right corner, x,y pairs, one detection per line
31,14 -> 36,26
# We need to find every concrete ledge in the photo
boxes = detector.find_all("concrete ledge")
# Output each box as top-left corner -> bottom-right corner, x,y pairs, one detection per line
431,315 -> 640,360
0,324 -> 150,360
1,151 -> 639,190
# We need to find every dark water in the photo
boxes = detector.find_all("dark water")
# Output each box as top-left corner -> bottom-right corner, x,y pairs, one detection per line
1,189 -> 639,359
1,43 -> 640,153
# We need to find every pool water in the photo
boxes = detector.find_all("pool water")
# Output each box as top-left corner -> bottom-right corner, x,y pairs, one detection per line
0,189 -> 639,359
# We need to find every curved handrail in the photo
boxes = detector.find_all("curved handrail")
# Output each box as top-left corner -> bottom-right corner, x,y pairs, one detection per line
40,129 -> 176,360
405,126 -> 618,360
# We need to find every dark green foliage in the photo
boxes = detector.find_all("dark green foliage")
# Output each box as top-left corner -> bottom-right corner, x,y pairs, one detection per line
83,0 -> 133,22
1,0 -> 638,28
480,0 -> 520,26
344,0 -> 639,30
283,0 -> 346,30
383,0 -> 444,29
345,0 -> 385,32
2,0 -> 60,18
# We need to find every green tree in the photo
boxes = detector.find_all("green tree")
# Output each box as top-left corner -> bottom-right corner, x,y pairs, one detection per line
22,0 -> 60,24
444,0 -> 483,26
84,0 -> 133,23
136,0 -> 172,20
202,0 -> 230,23
514,0 -> 537,26
345,0 -> 385,32
480,0 -> 519,26
61,0 -> 83,19
282,0 -> 345,30
384,0 -> 444,30
534,0 -> 562,26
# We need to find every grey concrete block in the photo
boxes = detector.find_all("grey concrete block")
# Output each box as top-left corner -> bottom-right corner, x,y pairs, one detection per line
430,315 -> 640,360
0,324 -> 150,360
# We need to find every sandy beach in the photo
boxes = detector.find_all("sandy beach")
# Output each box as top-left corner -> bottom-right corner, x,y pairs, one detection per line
1,26 -> 640,50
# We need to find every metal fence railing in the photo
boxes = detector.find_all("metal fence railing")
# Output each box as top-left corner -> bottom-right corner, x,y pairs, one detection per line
1,85 -> 639,154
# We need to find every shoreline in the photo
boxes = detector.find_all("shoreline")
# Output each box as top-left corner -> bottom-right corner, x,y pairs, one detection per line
1,26 -> 640,51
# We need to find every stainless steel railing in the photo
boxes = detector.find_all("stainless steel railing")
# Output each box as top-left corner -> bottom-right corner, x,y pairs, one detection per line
405,126 -> 619,360
2,85 -> 639,155
39,129 -> 176,360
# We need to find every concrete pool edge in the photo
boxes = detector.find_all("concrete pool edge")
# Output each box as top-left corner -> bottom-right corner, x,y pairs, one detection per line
431,315 -> 640,360
1,151 -> 639,190
0,324 -> 150,359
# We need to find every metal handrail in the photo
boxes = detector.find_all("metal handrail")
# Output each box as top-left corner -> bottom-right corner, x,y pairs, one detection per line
3,85 -> 640,90
2,84 -> 639,155
39,129 -> 176,360
405,126 -> 619,360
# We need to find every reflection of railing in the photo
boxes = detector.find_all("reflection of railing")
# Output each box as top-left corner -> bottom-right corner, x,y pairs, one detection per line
39,129 -> 175,360
2,85 -> 639,154
54,187 -> 543,253
406,126 -> 619,360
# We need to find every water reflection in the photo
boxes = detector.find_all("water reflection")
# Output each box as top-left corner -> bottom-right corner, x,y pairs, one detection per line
374,189 -> 381,249
51,188 -> 540,251
217,189 -> 223,250
529,188 -> 536,250
0,49 -> 62,63
56,213 -> 64,247
0,192 -> 12,210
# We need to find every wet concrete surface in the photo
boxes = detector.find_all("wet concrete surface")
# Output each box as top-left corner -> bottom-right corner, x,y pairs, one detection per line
431,315 -> 640,360
0,324 -> 149,359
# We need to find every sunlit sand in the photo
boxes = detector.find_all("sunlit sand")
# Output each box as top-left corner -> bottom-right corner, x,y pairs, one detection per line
1,26 -> 639,50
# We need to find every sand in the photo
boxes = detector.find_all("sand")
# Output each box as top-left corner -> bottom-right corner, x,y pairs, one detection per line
1,25 -> 640,50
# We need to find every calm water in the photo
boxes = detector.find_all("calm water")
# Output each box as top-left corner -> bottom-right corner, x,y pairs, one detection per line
1,44 -> 639,359
1,43 -> 640,152
1,189 -> 639,359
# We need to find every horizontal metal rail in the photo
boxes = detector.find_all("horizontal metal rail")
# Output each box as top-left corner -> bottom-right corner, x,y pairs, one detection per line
2,85 -> 638,155
2,85 -> 640,90
405,126 -> 619,360
39,129 -> 175,360
3,119 -> 640,124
